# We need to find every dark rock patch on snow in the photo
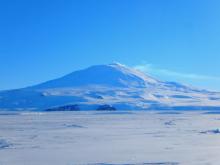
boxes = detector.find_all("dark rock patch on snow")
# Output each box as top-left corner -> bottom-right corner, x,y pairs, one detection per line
46,104 -> 80,111
96,104 -> 116,111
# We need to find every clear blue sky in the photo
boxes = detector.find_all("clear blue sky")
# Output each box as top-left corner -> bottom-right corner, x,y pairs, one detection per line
0,0 -> 220,91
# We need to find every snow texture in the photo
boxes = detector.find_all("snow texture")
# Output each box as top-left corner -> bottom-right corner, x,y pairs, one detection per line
0,111 -> 220,165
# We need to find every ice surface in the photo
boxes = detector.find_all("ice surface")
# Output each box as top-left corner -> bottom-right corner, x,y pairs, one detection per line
1,111 -> 220,165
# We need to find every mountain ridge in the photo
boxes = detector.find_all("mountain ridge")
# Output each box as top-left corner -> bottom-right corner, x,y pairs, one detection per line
29,63 -> 159,89
0,63 -> 220,111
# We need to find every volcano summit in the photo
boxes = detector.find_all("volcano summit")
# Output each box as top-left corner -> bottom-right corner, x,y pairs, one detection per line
1,63 -> 220,111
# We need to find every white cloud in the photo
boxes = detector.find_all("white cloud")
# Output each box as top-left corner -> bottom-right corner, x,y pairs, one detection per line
134,63 -> 220,81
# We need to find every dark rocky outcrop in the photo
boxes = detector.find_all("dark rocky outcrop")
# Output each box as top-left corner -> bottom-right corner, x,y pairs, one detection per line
46,104 -> 80,111
96,104 -> 116,111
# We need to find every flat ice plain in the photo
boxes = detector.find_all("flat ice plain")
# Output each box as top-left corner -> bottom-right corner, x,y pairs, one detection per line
1,111 -> 220,165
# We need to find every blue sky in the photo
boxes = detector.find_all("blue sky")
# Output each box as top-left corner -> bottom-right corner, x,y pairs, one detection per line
0,0 -> 220,91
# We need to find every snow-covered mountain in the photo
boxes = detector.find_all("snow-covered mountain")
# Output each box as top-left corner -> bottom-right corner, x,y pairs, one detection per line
1,63 -> 220,111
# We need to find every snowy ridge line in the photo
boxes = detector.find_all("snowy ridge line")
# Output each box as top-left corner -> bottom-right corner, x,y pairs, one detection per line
0,63 -> 220,111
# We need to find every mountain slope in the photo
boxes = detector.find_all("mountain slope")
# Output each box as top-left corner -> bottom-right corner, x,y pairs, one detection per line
30,63 -> 159,89
0,63 -> 220,111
